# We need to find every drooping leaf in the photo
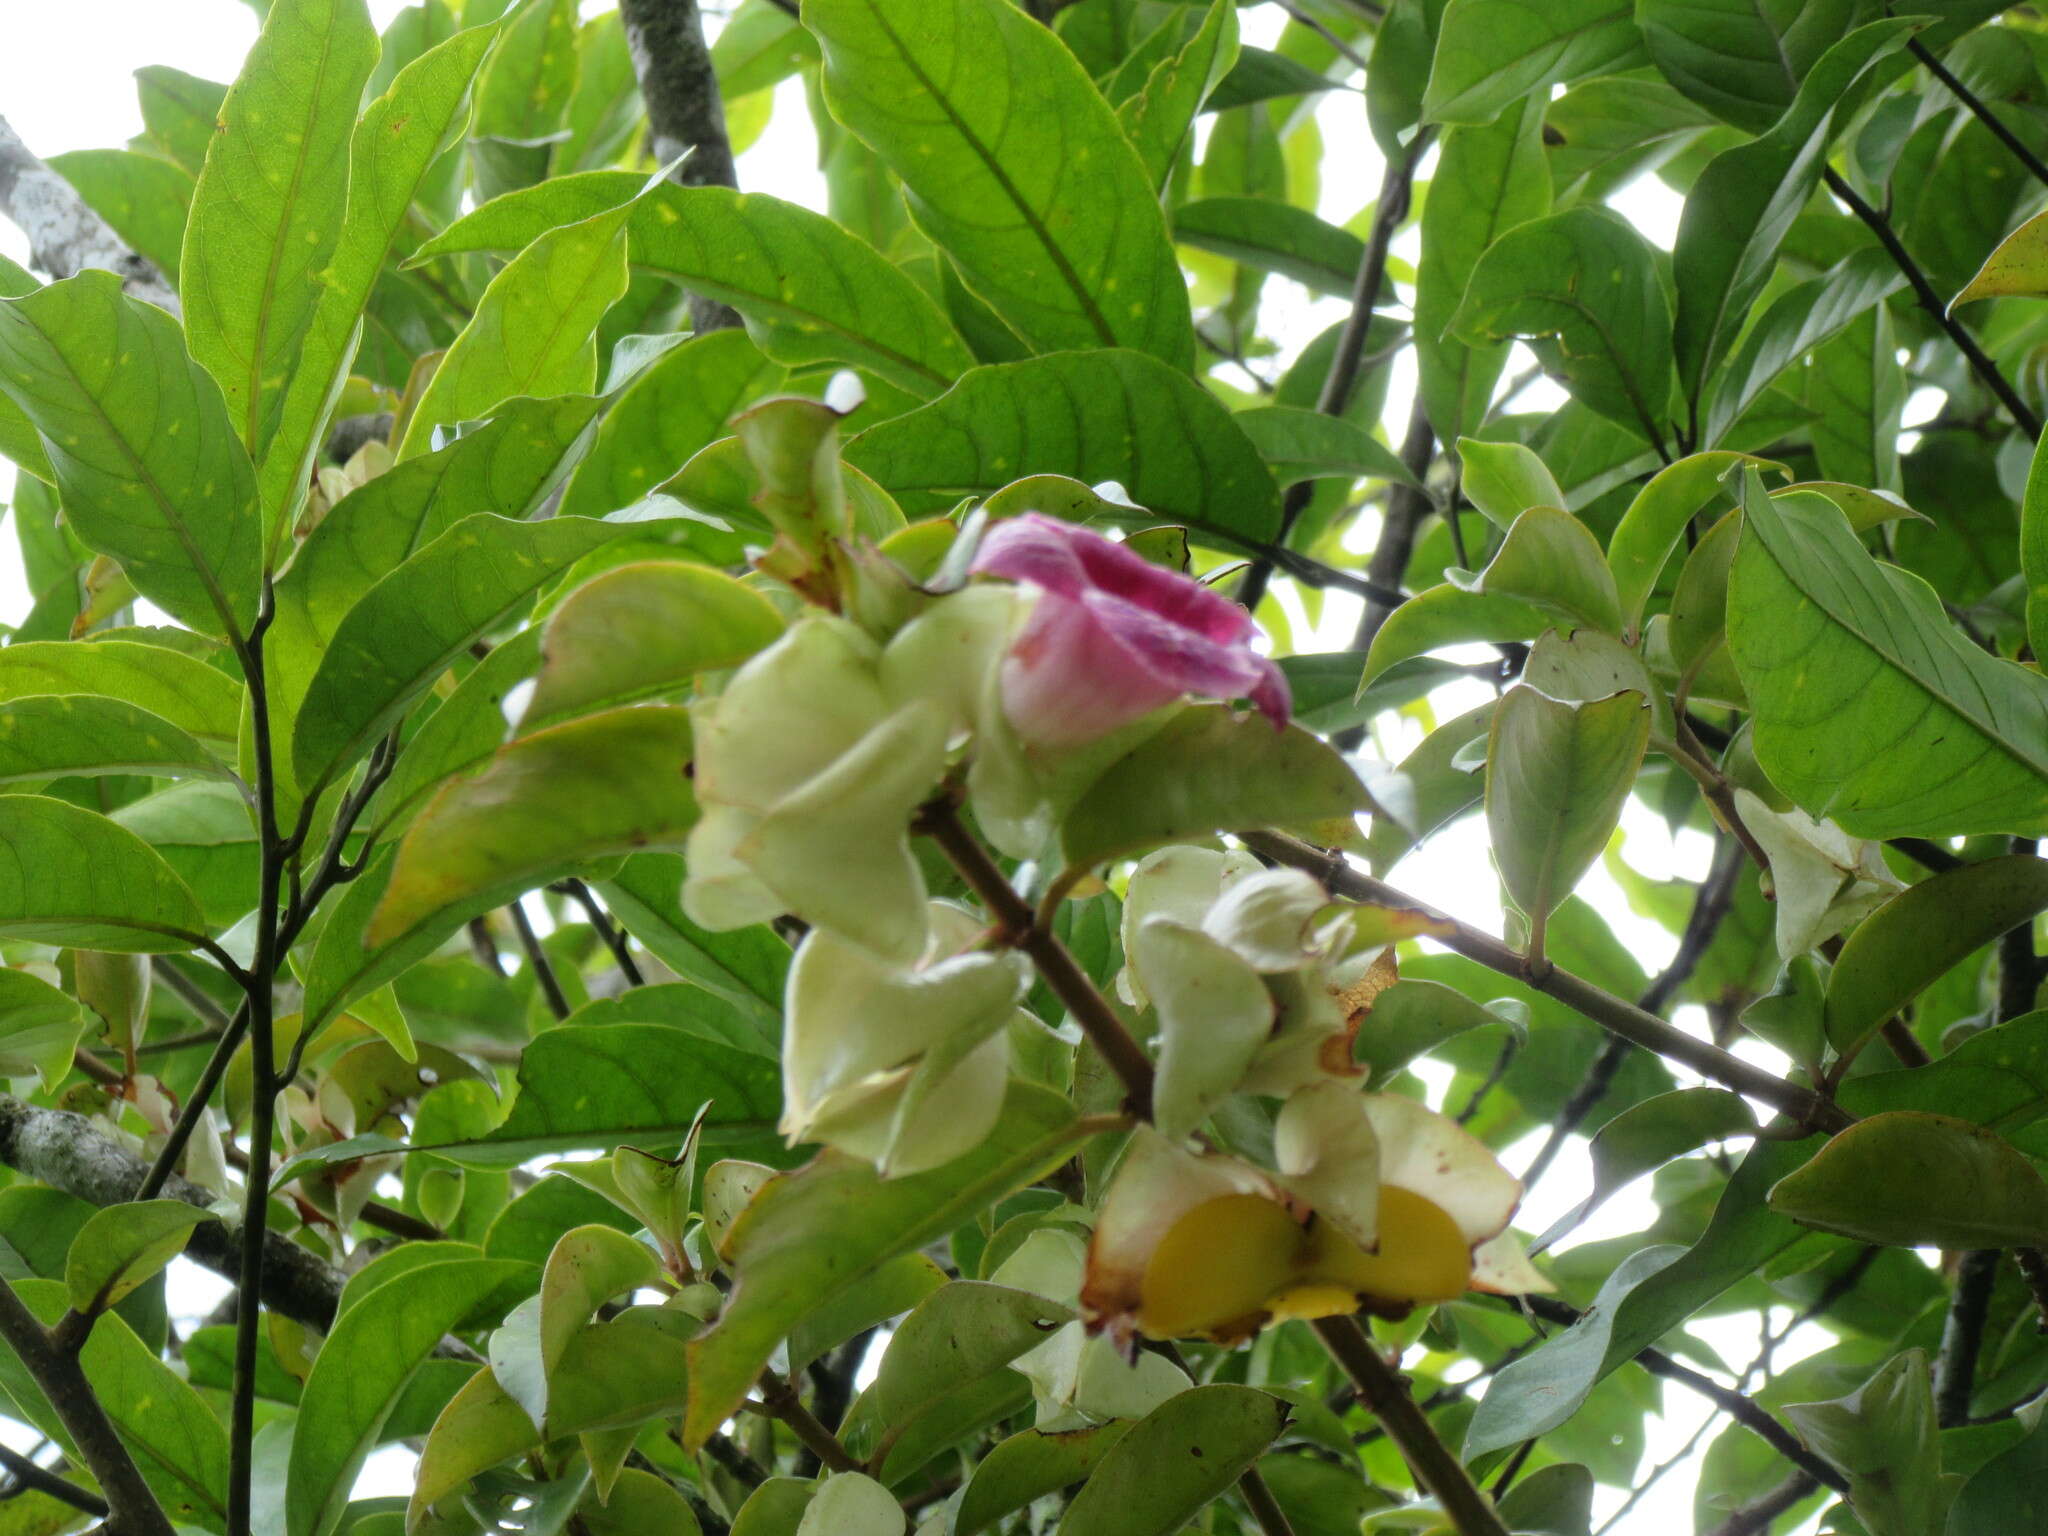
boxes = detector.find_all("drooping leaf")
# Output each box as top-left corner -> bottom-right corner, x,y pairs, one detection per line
683,1083 -> 1076,1448
1453,507 -> 1623,635
1059,1385 -> 1286,1536
287,1259 -> 534,1536
1422,0 -> 1641,126
1452,207 -> 1674,445
291,512 -> 630,799
1824,855 -> 2048,1057
256,19 -> 501,536
0,272 -> 261,640
519,563 -> 785,729
65,1201 -> 208,1315
1727,481 -> 2048,839
1358,586 -> 1549,691
415,176 -> 975,397
1485,685 -> 1651,943
0,797 -> 208,952
1415,97 -> 1551,445
1530,1089 -> 1755,1253
1668,19 -> 1917,407
367,706 -> 699,947
844,351 -> 1282,547
179,0 -> 378,457
1059,707 -> 1370,872
397,205 -> 632,457
807,0 -> 1193,370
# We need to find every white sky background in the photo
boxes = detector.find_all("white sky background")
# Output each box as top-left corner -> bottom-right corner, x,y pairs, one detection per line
0,3 -> 1845,1530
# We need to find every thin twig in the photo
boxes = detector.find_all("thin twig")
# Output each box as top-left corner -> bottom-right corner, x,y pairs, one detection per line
1700,1471 -> 1820,1536
509,900 -> 573,1022
1936,1249 -> 2000,1427
1910,37 -> 2048,190
0,1443 -> 107,1519
1242,833 -> 1852,1132
1236,127 -> 1435,612
553,878 -> 646,986
1820,166 -> 2042,437
1313,1317 -> 1509,1536
753,1373 -> 861,1474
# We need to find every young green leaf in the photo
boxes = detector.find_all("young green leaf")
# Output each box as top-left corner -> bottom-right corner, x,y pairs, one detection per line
367,705 -> 699,947
0,796 -> 209,952
397,205 -> 632,457
0,272 -> 262,640
807,0 -> 1193,369
65,1201 -> 208,1316
1422,0 -> 1641,126
845,351 -> 1283,546
291,512 -> 631,798
415,175 -> 975,397
0,970 -> 87,1092
1605,451 -> 1768,638
1358,586 -> 1549,691
487,1225 -> 662,1431
288,1258 -> 534,1536
1119,0 -> 1239,190
179,0 -> 378,457
1485,685 -> 1651,952
1451,207 -> 1675,447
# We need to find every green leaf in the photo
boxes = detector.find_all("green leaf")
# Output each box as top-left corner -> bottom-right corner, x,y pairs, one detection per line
291,512 -> 630,799
288,1259 -> 533,1536
473,0 -> 576,144
1232,406 -> 1420,489
558,330 -> 783,520
2022,413 -> 2048,669
1119,0 -> 1239,190
1530,1089 -> 1754,1253
256,19 -> 500,537
956,1423 -> 1131,1536
1353,977 -> 1525,1081
1422,0 -> 1640,126
0,695 -> 228,784
1059,706 -> 1370,872
520,563 -> 785,729
787,1253 -> 947,1375
464,1022 -> 780,1169
0,970 -> 86,1092
844,351 -> 1282,546
65,1200 -> 207,1315
597,854 -> 790,1030
417,176 -> 974,397
1172,197 -> 1364,297
1605,451 -> 1769,639
1727,479 -> 2048,839
489,1225 -> 663,1431
807,0 -> 1193,369
180,0 -> 376,459
1059,1385 -> 1286,1536
1358,586 -> 1548,690
1955,205 -> 2048,308
367,627 -> 543,839
1416,97 -> 1551,445
1825,854 -> 2048,1057
1949,1409 -> 2048,1533
1207,47 -> 1343,114
1769,1112 -> 2048,1250
1451,206 -> 1674,444
46,148 -> 194,279
1785,1352 -> 1951,1536
367,706 -> 699,947
1456,438 -> 1563,532
135,66 -> 228,175
683,1082 -> 1075,1448
1638,0 -> 1859,133
0,271 -> 261,640
869,1281 -> 1072,1430
578,1469 -> 704,1536
1668,18 -> 1917,406
397,205 -> 632,457
0,797 -> 208,952
1485,685 -> 1651,942
1454,507 -> 1622,635
111,781 -> 259,932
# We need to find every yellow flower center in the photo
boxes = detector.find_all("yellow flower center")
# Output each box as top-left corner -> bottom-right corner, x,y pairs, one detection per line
1136,1187 -> 1471,1341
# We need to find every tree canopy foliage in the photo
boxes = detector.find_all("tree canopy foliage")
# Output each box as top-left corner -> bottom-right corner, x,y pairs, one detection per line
2,1 -> 2048,1534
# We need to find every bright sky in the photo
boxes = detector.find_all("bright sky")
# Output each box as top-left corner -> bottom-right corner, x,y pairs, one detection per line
0,4 -> 1837,1530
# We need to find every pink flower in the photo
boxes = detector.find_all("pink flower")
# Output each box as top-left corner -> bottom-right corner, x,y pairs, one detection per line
970,514 -> 1290,752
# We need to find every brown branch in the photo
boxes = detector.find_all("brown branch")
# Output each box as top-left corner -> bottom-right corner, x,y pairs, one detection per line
508,900 -> 573,1022
753,1373 -> 861,1474
1236,127 -> 1435,613
918,797 -> 1157,1120
0,114 -> 178,311
0,1442 -> 108,1519
554,878 -> 647,986
620,0 -> 740,333
1313,1317 -> 1509,1536
0,1279 -> 173,1536
1936,1249 -> 1999,1427
1241,832 -> 1852,1132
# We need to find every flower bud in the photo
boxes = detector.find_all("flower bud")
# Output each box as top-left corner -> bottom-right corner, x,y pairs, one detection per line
969,514 -> 1290,753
